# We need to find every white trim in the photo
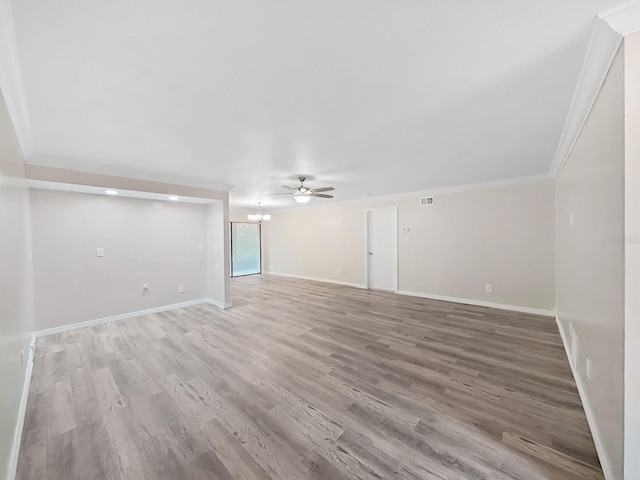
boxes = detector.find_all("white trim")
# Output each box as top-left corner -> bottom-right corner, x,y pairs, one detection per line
261,274 -> 553,315
0,0 -> 34,158
263,271 -> 366,289
397,290 -> 556,317
364,212 -> 368,289
205,298 -> 233,309
26,180 -> 216,204
7,334 -> 35,480
364,206 -> 399,293
26,157 -> 233,193
624,30 -> 640,480
25,165 -> 230,200
555,315 -> 616,480
600,0 -> 640,36
34,298 -> 212,337
265,175 -> 552,213
550,18 -> 622,178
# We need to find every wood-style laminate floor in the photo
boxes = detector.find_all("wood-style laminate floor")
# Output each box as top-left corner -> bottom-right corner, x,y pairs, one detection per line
17,275 -> 603,480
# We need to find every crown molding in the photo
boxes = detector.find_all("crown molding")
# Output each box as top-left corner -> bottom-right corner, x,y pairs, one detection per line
549,18 -> 622,178
0,0 -> 34,158
27,153 -> 234,192
267,173 -> 552,213
26,165 -> 230,201
550,1 -> 640,178
600,0 -> 640,36
26,179 -> 218,204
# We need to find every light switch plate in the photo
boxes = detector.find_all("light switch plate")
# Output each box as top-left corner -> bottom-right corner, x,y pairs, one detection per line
96,248 -> 104,257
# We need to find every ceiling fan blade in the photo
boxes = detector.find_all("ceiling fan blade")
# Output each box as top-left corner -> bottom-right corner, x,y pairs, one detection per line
312,193 -> 334,198
265,192 -> 294,196
311,187 -> 334,193
280,185 -> 298,190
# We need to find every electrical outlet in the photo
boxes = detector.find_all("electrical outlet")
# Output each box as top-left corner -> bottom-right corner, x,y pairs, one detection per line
178,285 -> 184,293
569,322 -> 573,337
570,212 -> 574,226
337,269 -> 341,275
96,247 -> 104,257
485,284 -> 493,293
586,358 -> 592,380
20,349 -> 24,366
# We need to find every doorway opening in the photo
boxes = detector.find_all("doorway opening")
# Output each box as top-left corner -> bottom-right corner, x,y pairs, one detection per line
365,207 -> 398,292
230,222 -> 261,277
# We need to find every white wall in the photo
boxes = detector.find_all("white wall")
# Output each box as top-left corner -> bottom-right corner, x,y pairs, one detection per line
229,210 -> 253,223
30,189 -> 210,330
624,32 -> 640,480
556,47 -> 624,479
207,200 -> 231,307
264,179 -> 555,313
0,91 -> 34,480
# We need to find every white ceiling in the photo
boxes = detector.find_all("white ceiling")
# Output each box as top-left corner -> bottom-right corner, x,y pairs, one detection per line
4,0 -> 630,209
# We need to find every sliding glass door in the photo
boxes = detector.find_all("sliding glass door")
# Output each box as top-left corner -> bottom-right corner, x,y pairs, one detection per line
230,222 -> 261,277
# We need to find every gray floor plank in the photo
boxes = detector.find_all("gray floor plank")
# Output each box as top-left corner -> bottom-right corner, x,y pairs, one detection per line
16,274 -> 603,479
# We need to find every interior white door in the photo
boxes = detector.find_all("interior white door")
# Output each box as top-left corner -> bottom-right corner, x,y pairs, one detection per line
366,207 -> 397,291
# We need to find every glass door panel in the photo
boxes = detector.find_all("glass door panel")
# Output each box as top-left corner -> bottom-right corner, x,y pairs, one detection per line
231,222 -> 261,277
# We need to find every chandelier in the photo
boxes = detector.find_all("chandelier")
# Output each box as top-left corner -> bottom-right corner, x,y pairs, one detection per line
247,202 -> 271,222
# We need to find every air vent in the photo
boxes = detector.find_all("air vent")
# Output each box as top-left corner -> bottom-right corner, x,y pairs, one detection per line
419,196 -> 435,206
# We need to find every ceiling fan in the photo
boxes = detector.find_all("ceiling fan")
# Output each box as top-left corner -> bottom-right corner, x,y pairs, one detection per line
268,176 -> 335,203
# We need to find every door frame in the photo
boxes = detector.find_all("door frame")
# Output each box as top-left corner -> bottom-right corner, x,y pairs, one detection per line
364,206 -> 398,292
230,221 -> 262,277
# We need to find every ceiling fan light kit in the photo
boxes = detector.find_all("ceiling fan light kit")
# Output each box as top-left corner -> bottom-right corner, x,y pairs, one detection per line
267,176 -> 335,203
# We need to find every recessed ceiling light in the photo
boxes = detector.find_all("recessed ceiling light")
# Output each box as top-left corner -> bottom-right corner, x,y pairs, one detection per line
105,189 -> 118,195
168,196 -> 179,201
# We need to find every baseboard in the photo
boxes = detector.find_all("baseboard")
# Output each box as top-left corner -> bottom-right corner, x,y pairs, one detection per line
555,315 -> 616,480
34,298 -> 212,337
264,271 -> 366,289
205,298 -> 232,309
397,290 -> 555,316
262,274 -> 553,316
9,297 -> 234,477
7,334 -> 35,480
